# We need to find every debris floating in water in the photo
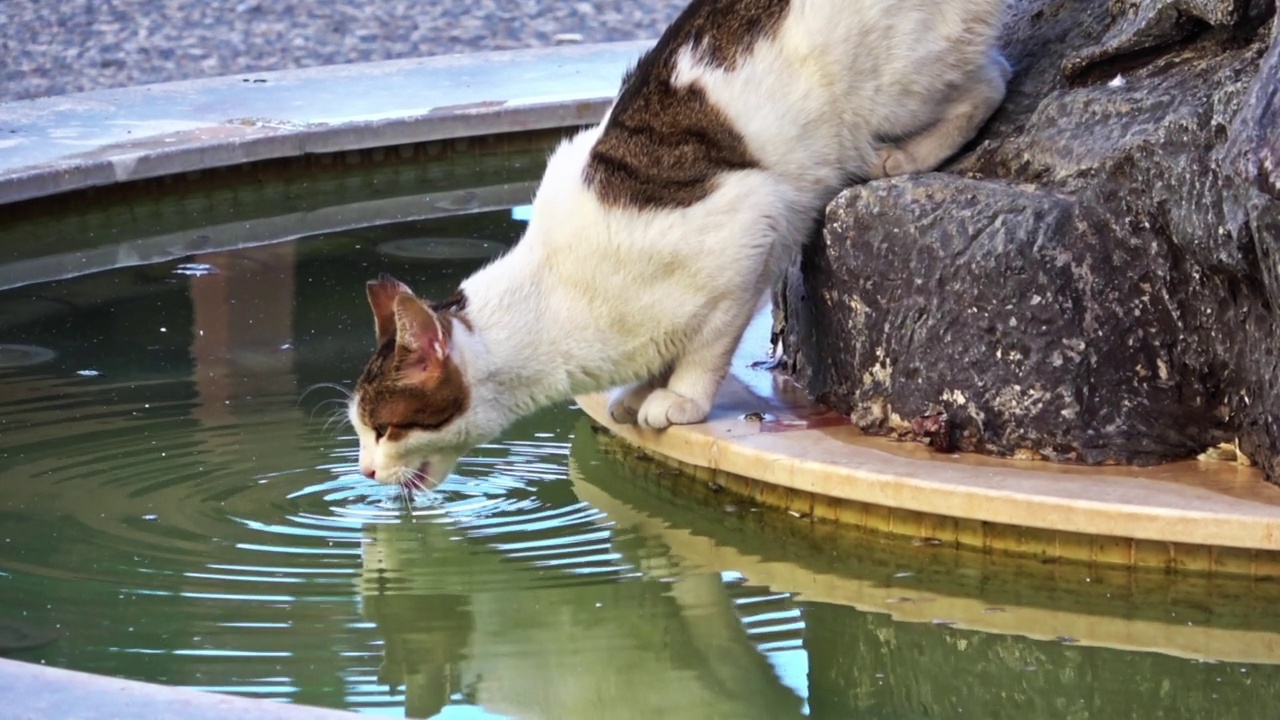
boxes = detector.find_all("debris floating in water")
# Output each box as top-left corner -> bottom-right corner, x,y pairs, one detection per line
174,262 -> 219,276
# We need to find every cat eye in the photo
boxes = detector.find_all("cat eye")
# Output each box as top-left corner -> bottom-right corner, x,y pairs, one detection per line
373,425 -> 388,441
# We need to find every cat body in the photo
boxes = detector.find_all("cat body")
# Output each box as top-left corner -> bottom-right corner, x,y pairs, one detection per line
352,0 -> 1010,489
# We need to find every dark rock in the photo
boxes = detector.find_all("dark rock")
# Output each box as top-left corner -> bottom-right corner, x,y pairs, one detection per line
782,0 -> 1280,480
911,413 -> 956,453
1062,0 -> 1253,80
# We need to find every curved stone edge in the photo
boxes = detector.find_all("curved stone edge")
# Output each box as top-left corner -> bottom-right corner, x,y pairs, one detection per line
580,393 -> 1280,573
575,309 -> 1280,570
576,434 -> 1280,662
0,41 -> 651,206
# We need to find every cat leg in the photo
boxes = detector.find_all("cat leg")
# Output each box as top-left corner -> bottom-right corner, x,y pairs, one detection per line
869,51 -> 1011,179
637,297 -> 761,431
637,366 -> 729,430
607,372 -> 668,425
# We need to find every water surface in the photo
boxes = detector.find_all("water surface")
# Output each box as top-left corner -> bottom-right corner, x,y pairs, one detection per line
2,151 -> 1280,719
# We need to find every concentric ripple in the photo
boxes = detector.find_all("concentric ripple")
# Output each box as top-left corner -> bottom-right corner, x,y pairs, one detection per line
0,348 -> 693,711
0,222 -> 718,713
9,206 -> 1280,719
0,237 -> 792,716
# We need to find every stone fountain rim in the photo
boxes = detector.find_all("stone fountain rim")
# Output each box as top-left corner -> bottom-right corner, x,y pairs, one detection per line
0,41 -> 652,207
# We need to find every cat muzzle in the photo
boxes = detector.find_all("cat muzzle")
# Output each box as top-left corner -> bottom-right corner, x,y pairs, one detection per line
403,462 -> 432,492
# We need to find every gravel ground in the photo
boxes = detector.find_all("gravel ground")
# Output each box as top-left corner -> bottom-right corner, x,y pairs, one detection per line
0,0 -> 689,102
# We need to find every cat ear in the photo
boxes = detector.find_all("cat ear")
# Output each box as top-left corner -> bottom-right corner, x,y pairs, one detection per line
367,274 -> 414,346
393,293 -> 450,364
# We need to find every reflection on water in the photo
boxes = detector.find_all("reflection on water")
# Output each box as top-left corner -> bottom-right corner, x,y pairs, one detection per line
2,188 -> 1280,719
359,515 -> 809,719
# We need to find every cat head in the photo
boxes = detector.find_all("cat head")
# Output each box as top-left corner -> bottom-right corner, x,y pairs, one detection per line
349,274 -> 477,492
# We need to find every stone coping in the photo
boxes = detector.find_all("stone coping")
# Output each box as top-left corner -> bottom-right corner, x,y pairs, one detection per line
0,41 -> 649,206
578,308 -> 1280,571
0,658 -> 359,719
0,179 -> 538,292
572,464 -> 1280,665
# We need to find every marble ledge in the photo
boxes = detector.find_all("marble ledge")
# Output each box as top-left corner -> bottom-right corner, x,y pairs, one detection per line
0,42 -> 651,206
576,310 -> 1280,566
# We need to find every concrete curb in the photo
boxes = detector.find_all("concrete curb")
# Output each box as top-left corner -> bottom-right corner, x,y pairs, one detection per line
0,658 -> 360,719
0,42 -> 649,206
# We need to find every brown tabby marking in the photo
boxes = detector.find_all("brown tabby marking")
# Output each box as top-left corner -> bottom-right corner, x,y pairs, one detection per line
356,337 -> 470,437
430,289 -> 468,315
585,0 -> 791,210
431,289 -> 472,332
358,280 -> 472,436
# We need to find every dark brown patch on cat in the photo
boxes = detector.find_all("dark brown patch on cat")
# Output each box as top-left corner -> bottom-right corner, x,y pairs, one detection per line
585,0 -> 790,210
430,289 -> 468,315
430,289 -> 473,332
359,275 -> 470,436
356,336 -> 470,435
655,0 -> 791,71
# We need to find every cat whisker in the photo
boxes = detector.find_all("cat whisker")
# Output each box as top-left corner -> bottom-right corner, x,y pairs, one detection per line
300,384 -> 358,435
299,382 -> 353,403
308,397 -> 348,423
320,405 -> 353,435
381,466 -> 431,505
311,397 -> 348,411
406,468 -> 430,491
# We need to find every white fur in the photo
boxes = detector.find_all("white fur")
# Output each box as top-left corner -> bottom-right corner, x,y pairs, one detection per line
353,0 -> 1009,485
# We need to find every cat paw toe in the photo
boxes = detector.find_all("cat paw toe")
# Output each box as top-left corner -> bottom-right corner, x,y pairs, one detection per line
870,148 -> 917,179
608,383 -> 656,424
637,390 -> 710,430
607,395 -> 641,425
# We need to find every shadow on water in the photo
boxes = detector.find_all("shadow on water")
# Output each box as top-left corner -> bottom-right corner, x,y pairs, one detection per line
1,139 -> 1280,719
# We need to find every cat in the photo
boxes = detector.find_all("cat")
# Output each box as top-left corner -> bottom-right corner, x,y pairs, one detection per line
351,0 -> 1011,491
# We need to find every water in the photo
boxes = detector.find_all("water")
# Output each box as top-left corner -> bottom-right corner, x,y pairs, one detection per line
3,149 -> 1280,718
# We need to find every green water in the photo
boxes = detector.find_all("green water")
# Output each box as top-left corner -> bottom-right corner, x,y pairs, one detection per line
2,147 -> 1280,719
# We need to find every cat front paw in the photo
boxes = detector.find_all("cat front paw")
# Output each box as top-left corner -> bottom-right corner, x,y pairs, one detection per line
869,147 -> 920,179
608,381 -> 658,425
608,393 -> 641,425
637,389 -> 711,430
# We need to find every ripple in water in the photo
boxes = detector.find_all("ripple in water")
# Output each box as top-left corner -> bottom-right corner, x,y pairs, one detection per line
7,219 -> 1280,720
0,346 -> 746,716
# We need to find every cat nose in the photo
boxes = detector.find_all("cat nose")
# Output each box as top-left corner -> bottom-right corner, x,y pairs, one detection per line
360,464 -> 376,479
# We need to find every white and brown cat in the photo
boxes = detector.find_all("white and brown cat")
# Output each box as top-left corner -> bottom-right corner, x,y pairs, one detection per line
351,0 -> 1011,491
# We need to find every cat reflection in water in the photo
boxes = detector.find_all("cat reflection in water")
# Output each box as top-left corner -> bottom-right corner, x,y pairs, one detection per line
351,0 -> 1011,492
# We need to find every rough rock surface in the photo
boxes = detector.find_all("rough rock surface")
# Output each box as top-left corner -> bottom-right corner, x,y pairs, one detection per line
782,0 -> 1280,482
